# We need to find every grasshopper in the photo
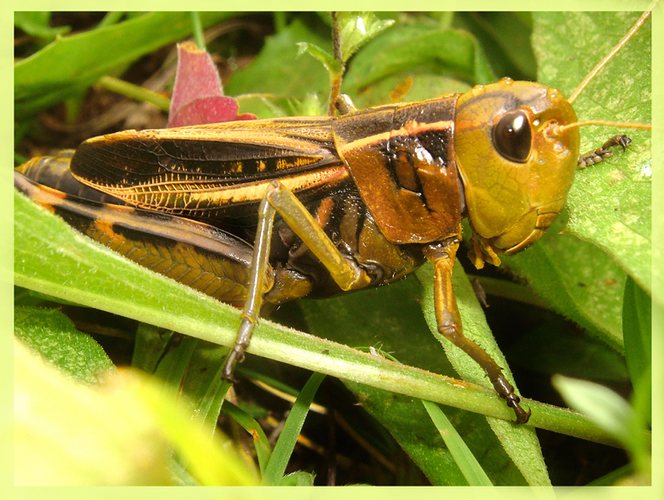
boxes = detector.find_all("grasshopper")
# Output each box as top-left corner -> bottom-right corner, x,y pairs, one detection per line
15,11 -> 651,425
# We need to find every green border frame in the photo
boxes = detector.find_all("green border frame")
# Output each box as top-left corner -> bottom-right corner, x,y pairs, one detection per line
3,1 -> 661,499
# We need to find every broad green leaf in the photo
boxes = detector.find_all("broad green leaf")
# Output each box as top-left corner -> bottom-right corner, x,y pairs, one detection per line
533,13 -> 651,293
454,12 -> 536,80
504,219 -> 627,350
343,23 -> 496,98
15,12 -> 233,118
14,306 -> 114,384
505,12 -> 651,350
225,18 -> 330,100
349,73 -> 468,109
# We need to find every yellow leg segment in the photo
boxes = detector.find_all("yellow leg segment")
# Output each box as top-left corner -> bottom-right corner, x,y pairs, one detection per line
424,240 -> 530,424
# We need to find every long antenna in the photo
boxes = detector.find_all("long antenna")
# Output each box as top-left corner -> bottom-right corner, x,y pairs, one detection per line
568,5 -> 655,104
556,120 -> 652,134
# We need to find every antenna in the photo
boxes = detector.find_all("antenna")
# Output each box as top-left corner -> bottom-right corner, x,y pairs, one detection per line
555,120 -> 652,134
568,5 -> 655,104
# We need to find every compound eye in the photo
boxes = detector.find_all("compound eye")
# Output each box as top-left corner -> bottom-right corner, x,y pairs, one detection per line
492,110 -> 531,163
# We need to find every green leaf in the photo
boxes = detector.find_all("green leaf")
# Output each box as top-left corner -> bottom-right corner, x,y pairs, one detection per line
335,12 -> 395,64
297,42 -> 340,75
14,306 -> 114,384
131,323 -> 174,373
350,73 -> 468,109
532,12 -> 651,293
506,12 -> 652,349
343,23 -> 496,98
622,277 -> 651,431
150,336 -> 231,434
15,12 -> 233,118
225,18 -> 330,100
503,220 -> 627,350
222,401 -> 273,474
552,376 -> 631,442
279,471 -> 316,486
454,12 -> 536,80
552,375 -> 650,479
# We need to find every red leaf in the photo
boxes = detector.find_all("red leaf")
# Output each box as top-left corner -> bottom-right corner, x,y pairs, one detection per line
168,41 -> 255,126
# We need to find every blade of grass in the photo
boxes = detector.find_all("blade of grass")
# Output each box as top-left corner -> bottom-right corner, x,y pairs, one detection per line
135,329 -> 231,434
262,372 -> 325,484
153,336 -> 199,389
422,400 -> 492,486
222,401 -> 272,474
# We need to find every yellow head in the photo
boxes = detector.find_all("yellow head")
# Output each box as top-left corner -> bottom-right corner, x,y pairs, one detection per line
454,79 -> 580,256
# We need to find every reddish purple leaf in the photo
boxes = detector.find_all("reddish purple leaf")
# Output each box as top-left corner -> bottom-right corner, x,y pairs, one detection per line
168,41 -> 255,127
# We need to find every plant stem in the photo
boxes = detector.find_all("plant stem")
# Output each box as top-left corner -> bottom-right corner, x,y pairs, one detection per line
190,12 -> 205,50
96,76 -> 170,111
327,12 -> 345,116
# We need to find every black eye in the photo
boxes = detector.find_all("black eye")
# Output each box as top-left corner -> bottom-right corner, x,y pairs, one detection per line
492,110 -> 531,163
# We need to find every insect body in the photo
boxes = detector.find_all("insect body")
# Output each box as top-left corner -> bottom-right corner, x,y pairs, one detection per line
14,12 -> 650,424
15,79 -> 582,423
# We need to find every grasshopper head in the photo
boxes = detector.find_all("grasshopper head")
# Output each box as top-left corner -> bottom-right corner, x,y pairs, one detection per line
454,79 -> 580,259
